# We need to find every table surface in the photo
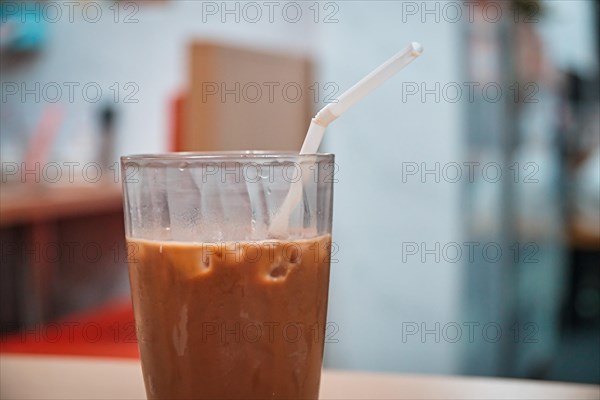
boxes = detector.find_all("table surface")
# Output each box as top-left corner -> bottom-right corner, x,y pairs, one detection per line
0,184 -> 122,227
1,355 -> 598,400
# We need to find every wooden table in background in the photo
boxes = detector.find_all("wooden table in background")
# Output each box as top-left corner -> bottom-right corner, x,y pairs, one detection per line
0,184 -> 122,228
1,355 -> 598,400
0,184 -> 125,325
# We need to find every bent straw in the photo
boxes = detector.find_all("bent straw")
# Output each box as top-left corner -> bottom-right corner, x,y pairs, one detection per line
269,42 -> 424,237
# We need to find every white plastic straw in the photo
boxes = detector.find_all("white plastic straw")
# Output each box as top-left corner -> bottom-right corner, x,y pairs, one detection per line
300,42 -> 423,154
269,42 -> 424,237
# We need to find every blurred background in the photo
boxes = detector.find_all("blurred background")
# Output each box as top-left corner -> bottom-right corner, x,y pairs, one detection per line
1,0 -> 598,385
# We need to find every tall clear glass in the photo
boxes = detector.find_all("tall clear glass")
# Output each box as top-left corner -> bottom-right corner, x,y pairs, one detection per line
120,152 -> 335,400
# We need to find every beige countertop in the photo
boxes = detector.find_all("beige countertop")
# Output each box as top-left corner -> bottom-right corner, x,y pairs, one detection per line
1,354 -> 598,400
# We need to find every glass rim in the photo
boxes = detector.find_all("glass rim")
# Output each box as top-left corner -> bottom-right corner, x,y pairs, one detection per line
121,151 -> 334,162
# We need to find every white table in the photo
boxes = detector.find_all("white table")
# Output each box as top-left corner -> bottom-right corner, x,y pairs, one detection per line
1,355 -> 598,400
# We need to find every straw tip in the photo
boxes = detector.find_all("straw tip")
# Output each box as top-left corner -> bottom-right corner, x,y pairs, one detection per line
410,42 -> 424,56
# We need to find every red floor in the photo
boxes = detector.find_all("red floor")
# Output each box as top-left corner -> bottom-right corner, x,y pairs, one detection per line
1,300 -> 139,359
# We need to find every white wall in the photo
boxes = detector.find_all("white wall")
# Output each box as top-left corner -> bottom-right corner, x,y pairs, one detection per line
316,2 -> 465,374
1,1 -> 317,164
